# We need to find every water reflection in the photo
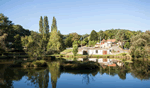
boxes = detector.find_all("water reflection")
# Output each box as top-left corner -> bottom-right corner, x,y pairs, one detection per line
0,59 -> 150,88
25,68 -> 49,88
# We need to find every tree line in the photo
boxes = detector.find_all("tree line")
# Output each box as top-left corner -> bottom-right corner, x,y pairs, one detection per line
0,13 -> 149,58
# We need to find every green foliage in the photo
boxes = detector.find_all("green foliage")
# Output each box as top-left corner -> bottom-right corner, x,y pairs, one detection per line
58,30 -> 65,50
130,31 -> 150,58
73,40 -> 78,45
47,29 -> 62,53
0,33 -> 8,53
0,13 -> 13,35
82,34 -> 89,39
21,31 -> 45,58
13,34 -> 23,51
71,33 -> 80,41
65,36 -> 73,47
47,16 -> 65,54
98,30 -> 106,41
43,16 -> 49,34
90,30 -> 98,41
13,25 -> 30,36
51,16 -> 57,32
39,16 -> 43,34
65,33 -> 80,47
88,41 -> 97,47
73,44 -> 78,56
124,42 -> 130,49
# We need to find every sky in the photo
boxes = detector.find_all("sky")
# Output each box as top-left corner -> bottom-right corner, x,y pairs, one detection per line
0,0 -> 150,35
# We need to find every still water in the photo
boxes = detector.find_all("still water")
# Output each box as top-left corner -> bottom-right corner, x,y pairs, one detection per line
0,58 -> 150,88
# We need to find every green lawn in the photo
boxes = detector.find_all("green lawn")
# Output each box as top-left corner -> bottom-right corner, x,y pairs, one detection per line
60,49 -> 73,54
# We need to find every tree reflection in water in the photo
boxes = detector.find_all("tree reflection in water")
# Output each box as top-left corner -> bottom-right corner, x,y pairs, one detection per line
25,68 -> 49,88
0,59 -> 150,88
48,62 -> 61,88
0,64 -> 27,88
130,60 -> 150,80
82,74 -> 95,85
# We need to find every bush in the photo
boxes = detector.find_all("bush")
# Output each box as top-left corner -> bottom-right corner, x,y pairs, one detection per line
73,44 -> 78,56
122,53 -> 126,56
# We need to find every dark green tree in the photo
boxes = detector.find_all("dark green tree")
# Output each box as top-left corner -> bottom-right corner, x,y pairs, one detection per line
0,13 -> 13,35
89,30 -> 98,41
130,31 -> 150,58
13,34 -> 23,51
39,16 -> 43,34
58,30 -> 65,50
65,36 -> 73,47
98,30 -> 105,41
43,16 -> 49,34
51,17 -> 57,32
124,42 -> 130,49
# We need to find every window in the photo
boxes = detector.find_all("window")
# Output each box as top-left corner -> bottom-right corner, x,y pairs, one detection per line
96,50 -> 98,53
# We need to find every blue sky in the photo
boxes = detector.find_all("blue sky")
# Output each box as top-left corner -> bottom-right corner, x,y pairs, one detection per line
0,0 -> 150,35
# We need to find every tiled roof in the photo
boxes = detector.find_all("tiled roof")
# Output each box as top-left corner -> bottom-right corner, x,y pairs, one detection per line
106,39 -> 116,42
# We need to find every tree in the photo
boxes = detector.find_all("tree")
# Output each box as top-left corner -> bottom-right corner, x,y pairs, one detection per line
84,37 -> 89,44
39,16 -> 43,34
82,34 -> 89,39
58,30 -> 65,50
47,16 -> 64,54
13,34 -> 23,51
0,13 -> 14,52
115,30 -> 126,48
43,16 -> 49,34
70,33 -> 80,41
130,31 -> 150,58
65,36 -> 73,47
0,13 -> 13,35
88,41 -> 97,47
13,25 -> 31,36
0,33 -> 7,54
72,40 -> 78,46
21,31 -> 45,58
89,30 -> 98,41
124,42 -> 130,49
51,17 -> 57,32
47,29 -> 62,53
73,44 -> 78,56
98,30 -> 105,41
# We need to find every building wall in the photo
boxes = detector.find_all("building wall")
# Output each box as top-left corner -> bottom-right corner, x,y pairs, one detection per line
101,42 -> 112,48
78,49 -> 111,55
88,50 -> 103,55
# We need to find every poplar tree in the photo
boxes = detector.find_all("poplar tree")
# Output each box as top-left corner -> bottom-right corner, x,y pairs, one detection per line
51,17 -> 57,32
47,16 -> 64,53
43,16 -> 49,34
39,16 -> 43,34
47,29 -> 61,53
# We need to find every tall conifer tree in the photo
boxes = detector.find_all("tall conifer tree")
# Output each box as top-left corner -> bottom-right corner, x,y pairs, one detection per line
51,17 -> 57,32
43,16 -> 49,34
39,16 -> 43,34
47,16 -> 64,53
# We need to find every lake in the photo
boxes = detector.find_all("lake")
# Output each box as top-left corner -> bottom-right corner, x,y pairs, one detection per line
0,58 -> 150,88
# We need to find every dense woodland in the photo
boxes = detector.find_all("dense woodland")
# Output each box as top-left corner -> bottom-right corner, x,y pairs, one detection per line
0,13 -> 150,58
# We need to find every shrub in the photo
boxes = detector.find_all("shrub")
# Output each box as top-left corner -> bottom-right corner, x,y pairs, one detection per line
73,44 -> 78,56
